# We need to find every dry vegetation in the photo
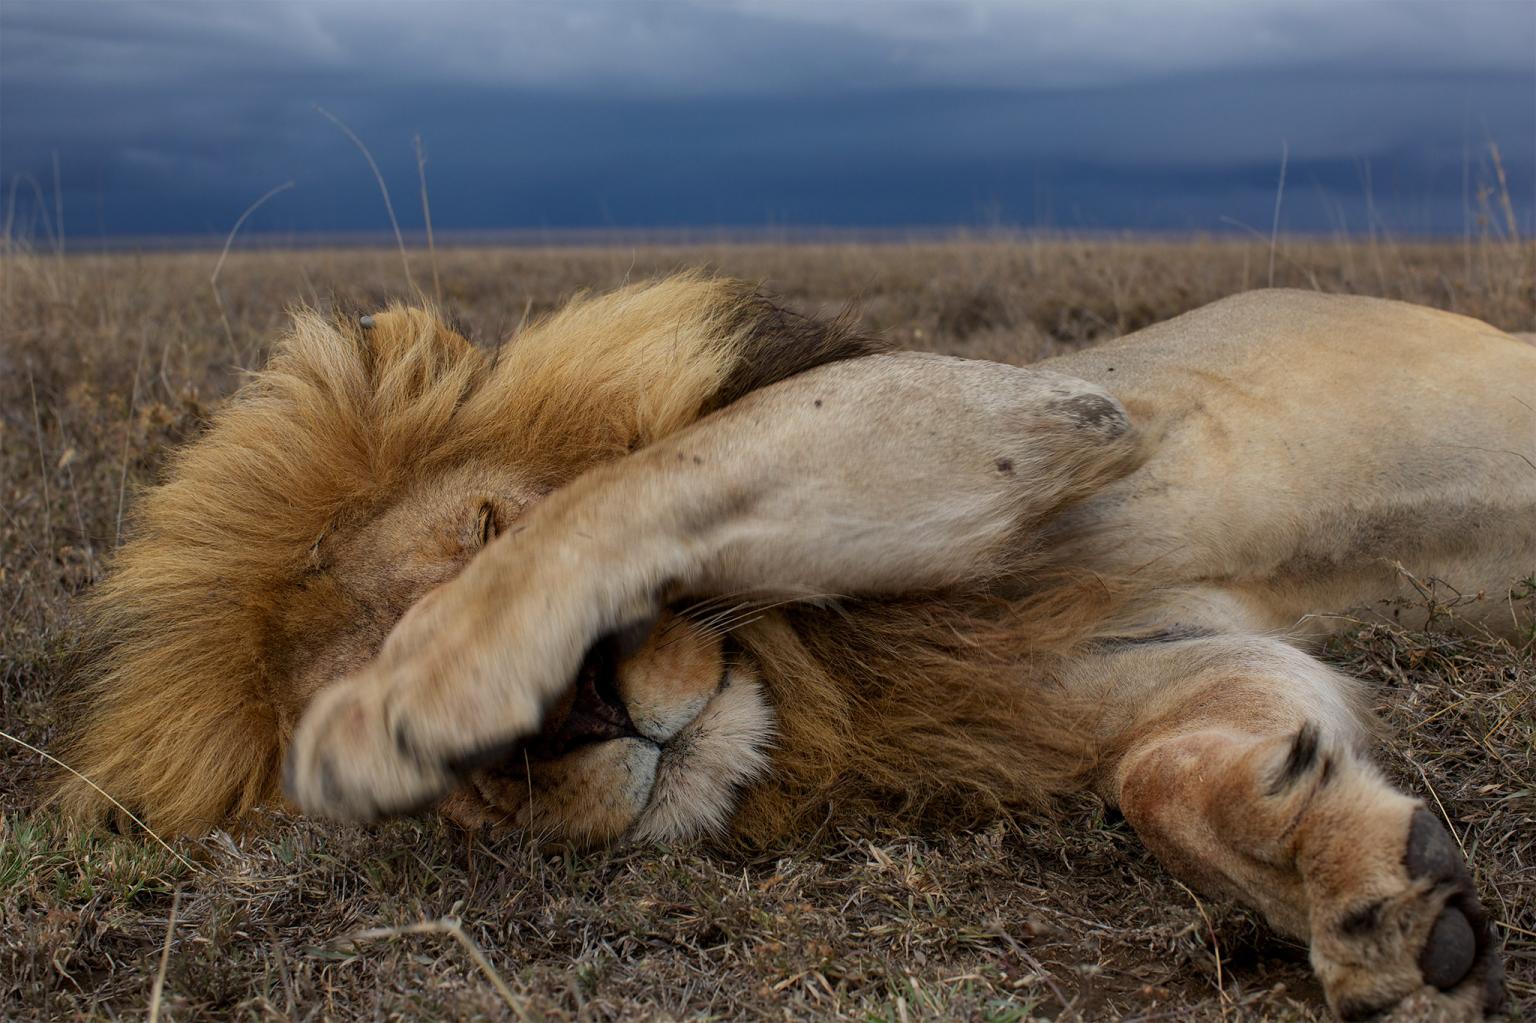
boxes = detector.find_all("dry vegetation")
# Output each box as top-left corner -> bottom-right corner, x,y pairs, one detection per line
2,236 -> 1533,1021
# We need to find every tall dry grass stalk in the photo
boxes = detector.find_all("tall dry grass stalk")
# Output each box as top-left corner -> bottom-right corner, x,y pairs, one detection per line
415,134 -> 443,304
315,105 -> 419,299
209,180 -> 295,356
1268,140 -> 1288,288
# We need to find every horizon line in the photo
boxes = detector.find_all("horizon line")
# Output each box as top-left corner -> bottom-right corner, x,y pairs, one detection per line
3,223 -> 1522,255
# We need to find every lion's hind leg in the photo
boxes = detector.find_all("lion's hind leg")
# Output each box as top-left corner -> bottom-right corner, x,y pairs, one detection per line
1085,636 -> 1504,1020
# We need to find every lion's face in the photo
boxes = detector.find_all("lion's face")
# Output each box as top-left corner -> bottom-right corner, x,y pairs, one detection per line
452,609 -> 774,845
271,452 -> 774,847
65,279 -> 873,840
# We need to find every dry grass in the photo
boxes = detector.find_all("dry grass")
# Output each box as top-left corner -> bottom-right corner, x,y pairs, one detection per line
1,237 -> 1533,1021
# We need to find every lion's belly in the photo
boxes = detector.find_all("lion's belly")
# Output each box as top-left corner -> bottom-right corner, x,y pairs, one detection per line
1036,290 -> 1536,639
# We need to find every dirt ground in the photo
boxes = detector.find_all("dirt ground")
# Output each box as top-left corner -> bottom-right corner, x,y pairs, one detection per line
2,237 -> 1533,1020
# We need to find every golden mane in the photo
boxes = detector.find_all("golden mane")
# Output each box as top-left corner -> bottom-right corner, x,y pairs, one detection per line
58,274 -> 878,834
58,270 -> 1113,840
729,579 -> 1119,845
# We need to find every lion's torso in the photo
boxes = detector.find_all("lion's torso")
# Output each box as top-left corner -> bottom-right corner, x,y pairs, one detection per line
1036,289 -> 1536,639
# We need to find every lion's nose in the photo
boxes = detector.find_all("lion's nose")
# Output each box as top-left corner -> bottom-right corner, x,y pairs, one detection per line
606,611 -> 663,659
520,630 -> 644,761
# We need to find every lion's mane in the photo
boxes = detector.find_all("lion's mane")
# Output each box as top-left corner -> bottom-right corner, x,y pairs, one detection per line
60,273 -> 1114,838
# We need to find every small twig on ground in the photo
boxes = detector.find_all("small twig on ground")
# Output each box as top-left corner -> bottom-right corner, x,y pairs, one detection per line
989,922 -> 1075,1016
1408,757 -> 1468,860
147,888 -> 182,1023
1175,880 -> 1230,1018
0,729 -> 198,874
340,918 -> 527,1019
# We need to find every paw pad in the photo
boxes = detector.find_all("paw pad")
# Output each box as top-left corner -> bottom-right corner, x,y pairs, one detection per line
1419,905 -> 1476,991
1403,808 -> 1502,1007
1404,808 -> 1468,885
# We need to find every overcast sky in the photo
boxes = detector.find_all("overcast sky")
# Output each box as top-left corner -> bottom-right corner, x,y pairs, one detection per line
3,0 -> 1533,238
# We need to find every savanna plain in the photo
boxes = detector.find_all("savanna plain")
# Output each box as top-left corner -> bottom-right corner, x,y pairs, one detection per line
2,236 -> 1533,1021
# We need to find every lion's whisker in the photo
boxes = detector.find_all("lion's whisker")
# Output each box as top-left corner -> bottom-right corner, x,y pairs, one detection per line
672,590 -> 758,619
660,593 -> 843,649
706,594 -> 830,633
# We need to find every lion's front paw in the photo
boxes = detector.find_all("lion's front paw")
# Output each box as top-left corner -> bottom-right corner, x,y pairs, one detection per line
282,569 -> 663,823
281,654 -> 514,822
1308,806 -> 1504,1021
281,590 -> 563,821
281,683 -> 407,821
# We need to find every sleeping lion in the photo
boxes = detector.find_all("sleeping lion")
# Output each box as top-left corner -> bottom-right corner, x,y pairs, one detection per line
60,275 -> 1532,1019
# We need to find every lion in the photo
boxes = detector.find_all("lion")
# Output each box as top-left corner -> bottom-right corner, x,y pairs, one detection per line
58,274 -> 1533,1019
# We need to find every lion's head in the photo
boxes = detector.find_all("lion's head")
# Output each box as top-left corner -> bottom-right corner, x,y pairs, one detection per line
60,274 -> 1107,846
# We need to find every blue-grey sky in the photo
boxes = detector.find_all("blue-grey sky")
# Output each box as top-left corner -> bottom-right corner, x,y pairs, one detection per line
3,0 -> 1533,239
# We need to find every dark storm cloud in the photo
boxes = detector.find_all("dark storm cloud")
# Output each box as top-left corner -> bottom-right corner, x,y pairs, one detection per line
2,1 -> 1532,238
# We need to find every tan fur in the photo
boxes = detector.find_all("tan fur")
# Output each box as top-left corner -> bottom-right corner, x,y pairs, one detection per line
729,585 -> 1119,843
62,278 -> 1529,1018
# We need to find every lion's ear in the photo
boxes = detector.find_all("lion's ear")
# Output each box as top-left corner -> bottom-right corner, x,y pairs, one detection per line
353,306 -> 478,364
703,286 -> 888,414
288,305 -> 484,398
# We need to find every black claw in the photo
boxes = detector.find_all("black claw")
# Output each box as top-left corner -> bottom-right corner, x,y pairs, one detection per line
1419,905 -> 1477,991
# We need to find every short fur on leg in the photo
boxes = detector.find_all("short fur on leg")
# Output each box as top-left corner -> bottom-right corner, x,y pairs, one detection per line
1095,637 -> 1503,1019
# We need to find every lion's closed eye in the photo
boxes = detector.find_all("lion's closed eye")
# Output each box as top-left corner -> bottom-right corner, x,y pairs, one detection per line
476,502 -> 498,547
448,497 -> 503,552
